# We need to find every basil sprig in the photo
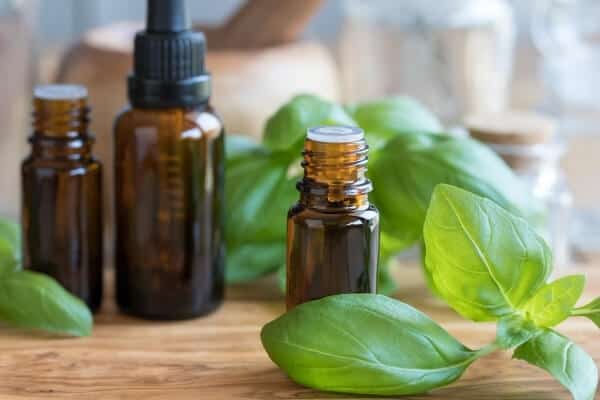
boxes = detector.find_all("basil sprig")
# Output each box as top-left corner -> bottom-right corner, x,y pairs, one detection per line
0,219 -> 92,337
424,185 -> 598,399
261,185 -> 599,399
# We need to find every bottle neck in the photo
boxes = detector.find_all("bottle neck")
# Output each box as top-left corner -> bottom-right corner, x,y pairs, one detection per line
29,137 -> 94,160
298,138 -> 372,212
30,92 -> 92,160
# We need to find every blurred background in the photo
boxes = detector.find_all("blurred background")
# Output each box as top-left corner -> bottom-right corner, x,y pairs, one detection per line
1,0 -> 599,264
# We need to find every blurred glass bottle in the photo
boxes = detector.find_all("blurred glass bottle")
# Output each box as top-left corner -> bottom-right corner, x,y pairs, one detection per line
0,0 -> 38,219
532,0 -> 600,256
467,111 -> 572,268
338,0 -> 515,125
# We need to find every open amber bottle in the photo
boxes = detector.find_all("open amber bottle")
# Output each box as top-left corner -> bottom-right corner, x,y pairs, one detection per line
114,0 -> 224,320
286,126 -> 379,309
22,84 -> 103,312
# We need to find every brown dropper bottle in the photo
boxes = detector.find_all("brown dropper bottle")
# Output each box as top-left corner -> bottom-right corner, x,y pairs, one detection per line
22,84 -> 103,312
114,0 -> 224,320
286,126 -> 379,309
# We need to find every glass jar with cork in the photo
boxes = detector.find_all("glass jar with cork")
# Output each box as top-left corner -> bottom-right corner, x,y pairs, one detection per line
466,111 -> 572,268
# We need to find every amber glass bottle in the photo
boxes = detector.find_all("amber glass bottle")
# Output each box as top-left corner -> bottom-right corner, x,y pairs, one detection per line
22,84 -> 103,312
286,126 -> 379,309
114,0 -> 225,320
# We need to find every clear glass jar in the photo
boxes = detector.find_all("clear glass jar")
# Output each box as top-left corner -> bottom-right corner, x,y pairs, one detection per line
338,0 -> 515,125
532,0 -> 600,258
467,111 -> 573,268
0,0 -> 38,219
493,141 -> 572,268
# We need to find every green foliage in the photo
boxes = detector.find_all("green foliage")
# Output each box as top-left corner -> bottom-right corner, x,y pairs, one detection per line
514,330 -> 598,400
225,141 -> 298,282
0,270 -> 92,336
0,219 -> 21,275
495,314 -> 539,349
261,294 -> 490,396
261,184 -> 599,398
229,95 -> 600,398
0,218 -> 92,337
423,184 -> 551,321
371,133 -> 542,257
349,96 -> 442,148
523,275 -> 585,328
572,297 -> 600,328
226,95 -> 541,294
263,94 -> 356,157
422,185 -> 597,399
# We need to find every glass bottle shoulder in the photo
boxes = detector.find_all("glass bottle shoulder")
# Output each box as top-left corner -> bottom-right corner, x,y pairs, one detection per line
288,202 -> 379,227
22,155 -> 101,174
114,104 -> 224,141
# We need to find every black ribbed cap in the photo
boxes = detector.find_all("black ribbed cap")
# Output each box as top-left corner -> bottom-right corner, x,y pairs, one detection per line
128,0 -> 211,108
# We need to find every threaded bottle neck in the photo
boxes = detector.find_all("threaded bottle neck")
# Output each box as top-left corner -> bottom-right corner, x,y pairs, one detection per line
32,84 -> 90,138
298,126 -> 372,211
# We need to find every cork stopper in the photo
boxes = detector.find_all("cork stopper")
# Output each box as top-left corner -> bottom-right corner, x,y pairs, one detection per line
465,111 -> 561,172
465,111 -> 557,146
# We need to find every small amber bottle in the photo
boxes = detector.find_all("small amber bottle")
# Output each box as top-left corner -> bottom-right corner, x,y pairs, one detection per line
114,0 -> 224,320
22,84 -> 103,312
286,126 -> 379,309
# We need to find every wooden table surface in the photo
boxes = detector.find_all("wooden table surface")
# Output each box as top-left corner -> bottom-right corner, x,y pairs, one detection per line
0,264 -> 598,400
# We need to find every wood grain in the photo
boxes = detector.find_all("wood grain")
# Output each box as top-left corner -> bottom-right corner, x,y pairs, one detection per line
0,264 -> 598,399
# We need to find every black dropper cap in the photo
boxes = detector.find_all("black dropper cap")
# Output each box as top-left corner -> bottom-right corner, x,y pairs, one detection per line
128,0 -> 211,108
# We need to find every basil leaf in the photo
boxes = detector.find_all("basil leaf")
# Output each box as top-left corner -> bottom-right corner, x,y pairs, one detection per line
263,94 -> 356,157
226,147 -> 295,246
423,185 -> 551,321
349,97 -> 442,148
514,329 -> 598,400
572,297 -> 600,328
227,242 -> 285,284
376,256 -> 397,296
524,275 -> 585,328
0,271 -> 92,336
261,294 -> 489,396
277,263 -> 286,293
226,135 -> 261,160
496,314 -> 539,349
371,134 -> 542,256
225,145 -> 298,283
0,219 -> 21,274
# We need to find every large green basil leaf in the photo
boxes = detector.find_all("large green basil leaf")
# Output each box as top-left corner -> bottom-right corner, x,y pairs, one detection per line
523,275 -> 585,328
261,294 -> 487,396
514,329 -> 598,400
572,297 -> 600,328
0,271 -> 92,336
423,185 -> 551,321
349,97 -> 442,148
370,133 -> 542,256
0,219 -> 21,275
225,145 -> 298,282
496,314 -> 539,350
263,94 -> 356,157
